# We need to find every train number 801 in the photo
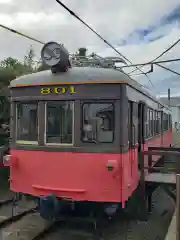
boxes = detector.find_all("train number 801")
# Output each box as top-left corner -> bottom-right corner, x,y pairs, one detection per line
40,86 -> 76,95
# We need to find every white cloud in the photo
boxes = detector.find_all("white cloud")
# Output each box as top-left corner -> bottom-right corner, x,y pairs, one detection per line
0,0 -> 12,4
97,23 -> 180,94
0,0 -> 180,95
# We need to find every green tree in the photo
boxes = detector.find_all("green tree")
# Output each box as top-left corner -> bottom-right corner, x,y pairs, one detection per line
0,67 -> 16,85
0,67 -> 16,123
0,57 -> 19,69
0,47 -> 36,124
24,45 -> 35,73
0,57 -> 33,78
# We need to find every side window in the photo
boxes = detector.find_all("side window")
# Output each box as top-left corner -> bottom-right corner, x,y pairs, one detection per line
155,111 -> 158,135
148,109 -> 151,138
45,101 -> 73,144
82,102 -> 114,143
163,113 -> 165,131
168,114 -> 172,130
157,111 -> 161,134
154,111 -> 156,135
16,102 -> 38,144
146,108 -> 150,138
146,108 -> 160,138
162,113 -> 169,131
149,109 -> 153,137
152,110 -> 154,136
128,101 -> 131,146
165,113 -> 169,131
132,102 -> 138,144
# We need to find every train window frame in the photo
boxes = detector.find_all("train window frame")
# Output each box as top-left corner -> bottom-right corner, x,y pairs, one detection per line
158,111 -> 161,134
81,101 -> 115,144
146,108 -> 150,139
15,102 -> 39,145
44,101 -> 74,146
149,109 -> 152,138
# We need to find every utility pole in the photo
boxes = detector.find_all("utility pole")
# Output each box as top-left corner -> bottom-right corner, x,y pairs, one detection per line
168,88 -> 171,108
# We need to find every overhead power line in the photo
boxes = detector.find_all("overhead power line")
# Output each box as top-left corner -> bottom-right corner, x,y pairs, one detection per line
152,38 -> 180,62
120,57 -> 180,68
120,57 -> 180,77
55,0 -> 154,88
155,63 -> 180,76
0,24 -> 44,45
129,37 -> 180,75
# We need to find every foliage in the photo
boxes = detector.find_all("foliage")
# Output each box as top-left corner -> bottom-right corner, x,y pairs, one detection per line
0,46 -> 38,124
0,46 -> 37,86
24,45 -> 36,73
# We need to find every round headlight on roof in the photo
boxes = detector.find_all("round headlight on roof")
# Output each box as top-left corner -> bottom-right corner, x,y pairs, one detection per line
41,42 -> 70,71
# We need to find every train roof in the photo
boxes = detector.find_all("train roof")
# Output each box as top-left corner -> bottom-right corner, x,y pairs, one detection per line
10,67 -> 130,86
10,66 -> 170,110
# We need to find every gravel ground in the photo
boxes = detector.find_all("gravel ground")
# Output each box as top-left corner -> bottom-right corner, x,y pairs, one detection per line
0,199 -> 37,239
1,212 -> 49,240
0,191 -> 13,203
0,166 -> 10,201
0,198 -> 36,223
0,186 -> 14,206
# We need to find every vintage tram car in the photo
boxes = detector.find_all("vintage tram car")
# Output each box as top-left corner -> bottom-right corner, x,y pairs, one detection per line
3,42 -> 172,219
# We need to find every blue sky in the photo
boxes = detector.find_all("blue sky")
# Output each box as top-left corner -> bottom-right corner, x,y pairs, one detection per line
98,2 -> 180,97
0,0 -> 180,97
119,5 -> 180,45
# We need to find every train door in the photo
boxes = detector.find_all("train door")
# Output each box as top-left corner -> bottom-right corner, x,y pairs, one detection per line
128,101 -> 138,181
138,102 -> 145,153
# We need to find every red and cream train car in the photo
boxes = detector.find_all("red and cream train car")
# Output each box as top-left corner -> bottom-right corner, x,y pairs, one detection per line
4,64 -> 172,218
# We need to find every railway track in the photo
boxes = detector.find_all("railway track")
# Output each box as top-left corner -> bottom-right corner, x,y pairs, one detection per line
0,192 -> 175,240
0,199 -> 13,208
0,190 -> 174,240
0,190 -> 175,240
0,197 -> 39,239
0,136 -> 179,240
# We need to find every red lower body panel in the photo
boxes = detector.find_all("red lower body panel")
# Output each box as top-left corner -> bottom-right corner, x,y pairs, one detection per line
10,151 -> 123,202
8,130 -> 172,205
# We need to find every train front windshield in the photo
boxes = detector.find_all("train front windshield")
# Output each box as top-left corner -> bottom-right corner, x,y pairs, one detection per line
16,103 -> 38,144
45,102 -> 73,144
15,101 -> 115,145
82,103 -> 115,143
